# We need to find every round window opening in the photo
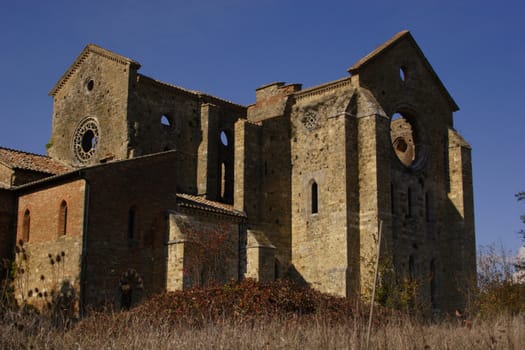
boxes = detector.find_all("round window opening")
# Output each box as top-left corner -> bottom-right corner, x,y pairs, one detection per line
73,118 -> 100,162
86,79 -> 94,91
390,112 -> 417,167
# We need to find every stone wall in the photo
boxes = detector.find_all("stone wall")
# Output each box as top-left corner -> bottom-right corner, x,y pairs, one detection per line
48,48 -> 136,167
290,83 -> 355,296
80,152 -> 178,309
166,210 -> 240,290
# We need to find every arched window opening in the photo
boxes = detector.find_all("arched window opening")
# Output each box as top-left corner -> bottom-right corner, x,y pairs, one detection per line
220,130 -> 229,147
399,66 -> 407,82
23,209 -> 30,242
390,183 -> 395,215
390,112 -> 416,167
128,207 -> 137,240
408,255 -> 415,280
425,191 -> 432,222
407,187 -> 413,218
58,200 -> 68,236
311,181 -> 318,214
160,115 -> 171,127
430,259 -> 437,308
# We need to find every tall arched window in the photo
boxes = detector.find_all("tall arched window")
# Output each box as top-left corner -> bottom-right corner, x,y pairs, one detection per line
311,181 -> 318,214
430,259 -> 437,308
23,209 -> 30,242
128,206 -> 137,240
408,255 -> 415,280
407,187 -> 413,218
58,200 -> 68,236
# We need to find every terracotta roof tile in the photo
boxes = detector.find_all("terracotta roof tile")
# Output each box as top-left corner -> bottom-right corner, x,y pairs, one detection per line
176,193 -> 246,218
0,147 -> 72,175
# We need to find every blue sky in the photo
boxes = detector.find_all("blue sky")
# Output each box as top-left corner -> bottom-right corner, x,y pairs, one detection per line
0,0 -> 523,253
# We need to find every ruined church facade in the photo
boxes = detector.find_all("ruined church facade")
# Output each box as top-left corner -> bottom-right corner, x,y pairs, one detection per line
0,31 -> 475,314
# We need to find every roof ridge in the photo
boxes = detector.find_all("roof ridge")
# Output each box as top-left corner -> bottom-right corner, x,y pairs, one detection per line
348,30 -> 410,73
49,44 -> 142,97
0,146 -> 50,158
139,74 -> 246,109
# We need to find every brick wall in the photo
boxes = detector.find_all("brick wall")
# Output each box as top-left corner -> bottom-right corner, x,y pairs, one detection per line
14,180 -> 86,310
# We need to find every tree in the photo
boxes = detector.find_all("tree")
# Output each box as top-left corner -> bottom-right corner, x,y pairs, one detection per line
515,192 -> 525,281
517,192 -> 525,239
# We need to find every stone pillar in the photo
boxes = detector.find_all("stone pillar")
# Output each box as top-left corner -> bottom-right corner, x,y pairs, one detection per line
233,119 -> 261,218
446,128 -> 476,310
197,104 -> 220,200
356,112 -> 393,301
165,212 -> 186,291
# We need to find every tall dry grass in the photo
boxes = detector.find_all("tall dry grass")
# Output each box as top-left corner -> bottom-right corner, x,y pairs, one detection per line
1,308 -> 523,349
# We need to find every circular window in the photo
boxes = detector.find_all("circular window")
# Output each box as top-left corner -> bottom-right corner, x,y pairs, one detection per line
73,118 -> 100,162
86,79 -> 94,91
390,112 -> 417,167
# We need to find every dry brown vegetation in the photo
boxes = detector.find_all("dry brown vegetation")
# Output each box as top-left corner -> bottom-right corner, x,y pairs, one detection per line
1,278 -> 524,349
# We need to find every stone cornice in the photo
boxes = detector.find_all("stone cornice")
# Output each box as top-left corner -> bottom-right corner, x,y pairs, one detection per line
293,77 -> 353,101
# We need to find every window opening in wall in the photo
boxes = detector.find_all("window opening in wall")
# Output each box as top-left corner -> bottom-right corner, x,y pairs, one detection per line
425,192 -> 431,222
391,183 -> 395,215
407,187 -> 413,218
399,67 -> 407,82
408,255 -> 415,280
430,259 -> 437,308
81,130 -> 97,153
160,115 -> 171,127
86,79 -> 94,91
58,201 -> 68,236
311,181 -> 318,214
220,130 -> 229,147
128,207 -> 137,240
390,112 -> 417,167
23,209 -> 30,242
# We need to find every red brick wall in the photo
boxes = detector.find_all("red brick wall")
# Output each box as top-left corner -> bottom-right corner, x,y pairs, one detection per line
14,180 -> 86,310
17,180 -> 86,243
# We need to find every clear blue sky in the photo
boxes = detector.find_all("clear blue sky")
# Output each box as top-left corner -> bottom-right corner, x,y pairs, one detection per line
1,0 -> 523,254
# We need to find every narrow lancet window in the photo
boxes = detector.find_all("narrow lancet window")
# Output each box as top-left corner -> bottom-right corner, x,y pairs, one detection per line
311,181 -> 318,214
128,207 -> 137,240
407,187 -> 413,218
23,209 -> 30,242
58,200 -> 68,236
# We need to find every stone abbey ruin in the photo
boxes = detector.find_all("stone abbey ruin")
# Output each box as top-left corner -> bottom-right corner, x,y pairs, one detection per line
0,31 -> 475,314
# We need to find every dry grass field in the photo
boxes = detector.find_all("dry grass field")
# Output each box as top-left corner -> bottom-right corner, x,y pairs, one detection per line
1,276 -> 524,349
1,309 -> 523,349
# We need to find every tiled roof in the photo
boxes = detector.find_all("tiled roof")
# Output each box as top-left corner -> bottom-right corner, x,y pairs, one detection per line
0,147 -> 71,175
176,193 -> 246,218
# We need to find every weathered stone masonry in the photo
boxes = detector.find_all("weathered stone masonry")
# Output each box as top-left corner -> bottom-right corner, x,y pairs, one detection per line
0,30 -> 475,314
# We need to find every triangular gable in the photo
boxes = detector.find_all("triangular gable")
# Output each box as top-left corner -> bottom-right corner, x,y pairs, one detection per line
348,30 -> 458,111
49,44 -> 141,97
